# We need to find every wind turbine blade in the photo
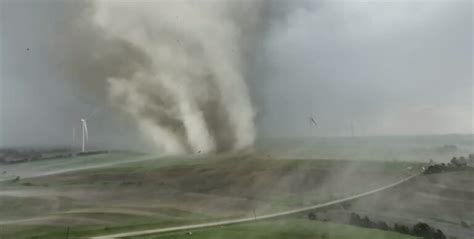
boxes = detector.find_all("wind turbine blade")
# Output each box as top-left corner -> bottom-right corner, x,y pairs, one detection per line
84,121 -> 89,142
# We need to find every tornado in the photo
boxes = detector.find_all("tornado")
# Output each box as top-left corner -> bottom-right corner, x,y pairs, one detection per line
89,1 -> 262,154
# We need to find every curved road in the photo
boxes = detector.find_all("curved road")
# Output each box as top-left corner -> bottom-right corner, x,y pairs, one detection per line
91,172 -> 421,239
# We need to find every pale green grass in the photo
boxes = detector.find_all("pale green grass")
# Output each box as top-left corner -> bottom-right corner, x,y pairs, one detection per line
129,219 -> 420,239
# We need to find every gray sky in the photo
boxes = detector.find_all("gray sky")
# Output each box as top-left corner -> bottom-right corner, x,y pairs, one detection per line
0,0 -> 145,148
251,0 -> 472,138
0,0 -> 472,148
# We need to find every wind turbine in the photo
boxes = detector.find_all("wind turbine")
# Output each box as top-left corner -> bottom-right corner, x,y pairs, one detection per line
81,118 -> 89,152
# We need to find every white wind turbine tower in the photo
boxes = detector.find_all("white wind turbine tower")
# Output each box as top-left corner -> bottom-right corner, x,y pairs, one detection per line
81,118 -> 89,152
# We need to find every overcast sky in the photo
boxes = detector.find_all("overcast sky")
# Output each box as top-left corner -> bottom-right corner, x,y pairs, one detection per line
0,0 -> 145,148
0,0 -> 472,148
251,0 -> 472,138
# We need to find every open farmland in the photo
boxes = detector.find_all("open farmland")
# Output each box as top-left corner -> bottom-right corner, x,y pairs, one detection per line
0,153 -> 421,239
345,171 -> 474,239
130,219 -> 419,239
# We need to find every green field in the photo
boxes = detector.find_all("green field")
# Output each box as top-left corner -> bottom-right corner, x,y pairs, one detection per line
130,219 -> 419,239
0,219 -> 421,239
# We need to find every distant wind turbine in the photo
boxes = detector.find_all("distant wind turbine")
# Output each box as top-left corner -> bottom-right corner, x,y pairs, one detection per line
77,106 -> 100,152
81,118 -> 89,152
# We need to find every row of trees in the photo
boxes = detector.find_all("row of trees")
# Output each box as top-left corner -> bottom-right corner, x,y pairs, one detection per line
349,213 -> 446,239
307,212 -> 446,239
424,156 -> 472,174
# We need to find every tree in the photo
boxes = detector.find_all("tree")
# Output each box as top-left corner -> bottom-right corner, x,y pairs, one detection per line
376,221 -> 389,231
360,216 -> 376,228
394,224 -> 410,235
349,213 -> 361,226
434,229 -> 446,239
413,222 -> 434,238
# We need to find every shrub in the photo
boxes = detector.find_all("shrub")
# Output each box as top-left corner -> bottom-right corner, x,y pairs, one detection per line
349,213 -> 361,226
394,224 -> 410,235
413,222 -> 433,238
361,216 -> 376,228
434,229 -> 446,239
377,221 -> 389,231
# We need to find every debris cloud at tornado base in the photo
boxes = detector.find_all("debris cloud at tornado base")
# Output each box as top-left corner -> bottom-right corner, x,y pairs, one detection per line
81,1 -> 262,154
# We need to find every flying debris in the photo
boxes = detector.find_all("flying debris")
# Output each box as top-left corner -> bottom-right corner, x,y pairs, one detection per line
309,116 -> 317,126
